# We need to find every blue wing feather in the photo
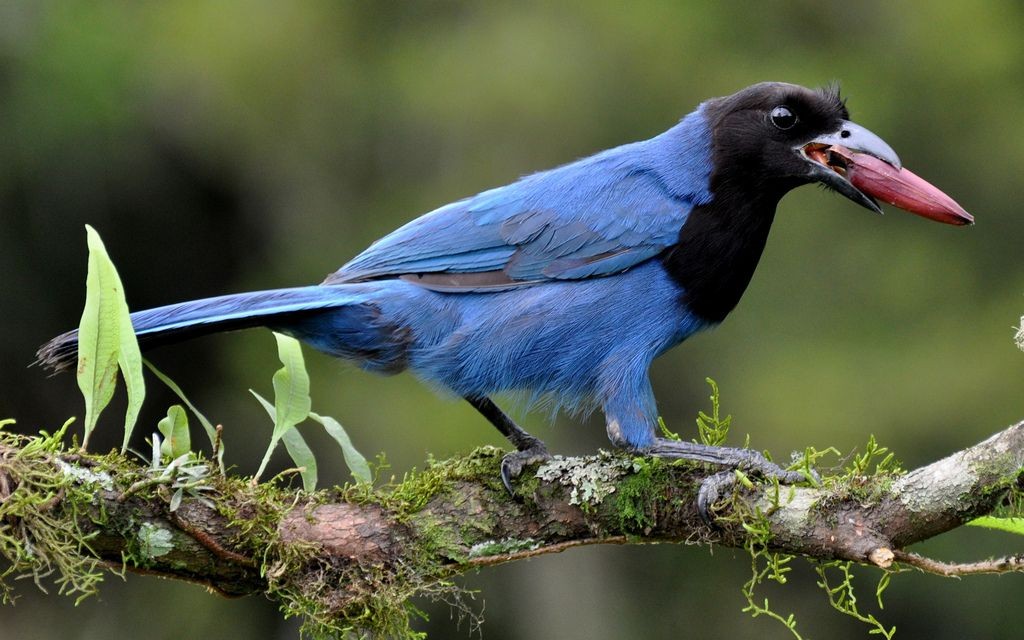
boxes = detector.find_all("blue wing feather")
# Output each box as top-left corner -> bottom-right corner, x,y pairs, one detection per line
327,111 -> 714,290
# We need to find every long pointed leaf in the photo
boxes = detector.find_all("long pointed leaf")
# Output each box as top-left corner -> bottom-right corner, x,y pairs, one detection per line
76,226 -> 124,449
251,388 -> 317,489
117,295 -> 146,453
309,412 -> 371,484
281,427 -> 318,492
251,389 -> 281,480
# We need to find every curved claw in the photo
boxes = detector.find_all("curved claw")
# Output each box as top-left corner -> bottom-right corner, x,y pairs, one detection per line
500,445 -> 551,495
697,471 -> 736,524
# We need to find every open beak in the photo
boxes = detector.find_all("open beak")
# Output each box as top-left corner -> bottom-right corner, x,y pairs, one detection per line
799,121 -> 974,226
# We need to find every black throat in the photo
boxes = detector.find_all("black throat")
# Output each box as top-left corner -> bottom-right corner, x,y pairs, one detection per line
660,175 -> 790,323
659,83 -> 856,323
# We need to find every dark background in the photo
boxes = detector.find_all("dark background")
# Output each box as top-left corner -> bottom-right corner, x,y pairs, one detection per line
1,2 -> 1023,638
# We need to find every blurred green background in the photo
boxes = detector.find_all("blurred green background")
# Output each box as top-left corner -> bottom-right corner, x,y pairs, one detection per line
1,1 -> 1023,638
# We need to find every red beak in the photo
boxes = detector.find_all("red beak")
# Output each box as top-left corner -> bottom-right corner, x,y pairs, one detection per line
838,147 -> 975,226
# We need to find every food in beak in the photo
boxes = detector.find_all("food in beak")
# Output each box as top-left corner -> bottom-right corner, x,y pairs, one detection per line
827,145 -> 974,226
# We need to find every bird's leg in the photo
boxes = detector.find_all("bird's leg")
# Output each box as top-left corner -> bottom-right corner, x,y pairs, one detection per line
465,396 -> 550,493
600,369 -> 812,523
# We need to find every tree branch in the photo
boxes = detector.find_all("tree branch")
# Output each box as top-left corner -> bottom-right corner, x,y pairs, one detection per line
893,550 -> 1024,577
1,420 -> 1023,633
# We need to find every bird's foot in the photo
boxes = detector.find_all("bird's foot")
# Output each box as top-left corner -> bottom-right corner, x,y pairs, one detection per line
500,442 -> 551,495
696,452 -> 818,525
646,438 -> 816,525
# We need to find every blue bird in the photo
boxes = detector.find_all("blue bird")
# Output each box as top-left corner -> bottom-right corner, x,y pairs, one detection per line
38,82 -> 972,513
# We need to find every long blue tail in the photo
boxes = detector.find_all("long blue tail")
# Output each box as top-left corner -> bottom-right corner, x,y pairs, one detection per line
36,286 -> 352,372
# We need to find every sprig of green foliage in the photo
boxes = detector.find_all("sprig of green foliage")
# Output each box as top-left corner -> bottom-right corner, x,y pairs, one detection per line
73,227 -> 371,492
815,561 -> 897,639
702,384 -> 906,639
787,445 -> 839,486
144,360 -> 225,473
252,332 -> 314,485
740,521 -> 804,639
251,333 -> 372,490
657,378 -> 733,445
147,447 -> 216,512
843,434 -> 903,479
696,377 -> 731,446
657,416 -> 681,441
739,486 -> 900,639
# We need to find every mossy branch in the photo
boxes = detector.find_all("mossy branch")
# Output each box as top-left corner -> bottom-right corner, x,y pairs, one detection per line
2,421 -> 1024,635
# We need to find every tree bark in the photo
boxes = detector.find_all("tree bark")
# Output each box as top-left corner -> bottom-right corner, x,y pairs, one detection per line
2,420 -> 1023,631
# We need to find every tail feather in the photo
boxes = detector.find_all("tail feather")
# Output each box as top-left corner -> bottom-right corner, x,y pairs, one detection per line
36,286 -> 351,372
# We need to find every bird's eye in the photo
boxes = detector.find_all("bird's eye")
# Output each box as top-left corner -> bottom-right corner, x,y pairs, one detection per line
770,106 -> 797,130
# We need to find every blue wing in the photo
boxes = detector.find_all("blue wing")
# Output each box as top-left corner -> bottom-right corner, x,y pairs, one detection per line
326,137 -> 709,291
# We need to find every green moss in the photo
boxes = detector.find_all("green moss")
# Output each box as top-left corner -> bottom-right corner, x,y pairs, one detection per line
375,446 -> 505,518
972,463 -> 1024,519
214,449 -> 509,639
0,419 -> 108,604
612,457 -> 670,533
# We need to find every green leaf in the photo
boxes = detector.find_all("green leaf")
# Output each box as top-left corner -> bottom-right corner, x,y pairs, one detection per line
966,516 -> 1024,536
169,488 -> 184,512
76,225 -> 146,451
144,359 -> 223,473
310,411 -> 372,484
250,387 -> 277,420
136,523 -> 174,559
116,295 -> 145,455
251,389 -> 318,489
251,389 -> 279,478
271,332 -> 312,439
157,405 -> 191,459
76,226 -> 122,449
281,427 -> 318,492
252,334 -> 312,482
